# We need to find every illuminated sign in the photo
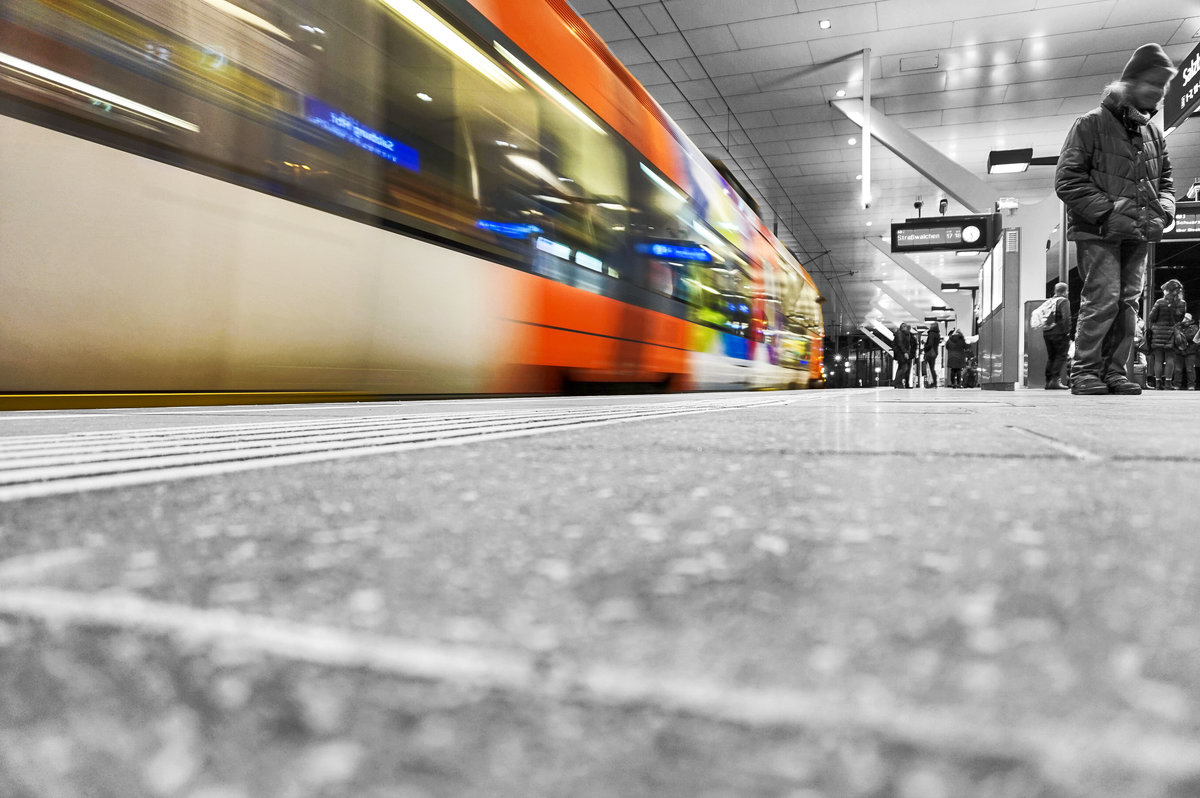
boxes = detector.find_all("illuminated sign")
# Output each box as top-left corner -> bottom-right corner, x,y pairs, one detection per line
1165,41 -> 1200,132
535,237 -> 571,260
477,220 -> 542,239
574,251 -> 603,271
1163,201 -> 1200,240
891,213 -> 1000,253
304,97 -> 419,171
635,241 -> 714,262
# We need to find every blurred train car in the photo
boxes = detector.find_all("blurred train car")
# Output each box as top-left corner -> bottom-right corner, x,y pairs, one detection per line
0,0 -> 824,405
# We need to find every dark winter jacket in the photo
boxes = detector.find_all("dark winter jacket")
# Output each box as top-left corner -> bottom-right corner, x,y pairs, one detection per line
945,332 -> 969,369
1148,296 -> 1187,349
923,325 -> 941,355
1055,85 -> 1174,242
1176,320 -> 1198,356
1041,295 -> 1073,338
893,326 -> 915,361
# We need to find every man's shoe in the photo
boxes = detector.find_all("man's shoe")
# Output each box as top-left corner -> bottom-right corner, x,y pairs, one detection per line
1070,376 -> 1109,395
1106,379 -> 1142,395
1045,379 -> 1068,390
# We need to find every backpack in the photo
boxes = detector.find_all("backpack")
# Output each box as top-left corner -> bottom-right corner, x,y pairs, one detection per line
1030,297 -> 1058,330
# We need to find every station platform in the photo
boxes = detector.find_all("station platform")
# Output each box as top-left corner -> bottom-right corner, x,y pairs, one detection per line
1,387 -> 1198,798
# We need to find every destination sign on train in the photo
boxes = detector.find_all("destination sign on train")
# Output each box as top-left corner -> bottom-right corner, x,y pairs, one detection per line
890,213 -> 1001,253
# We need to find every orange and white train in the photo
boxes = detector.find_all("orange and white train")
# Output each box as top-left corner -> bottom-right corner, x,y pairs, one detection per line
0,0 -> 824,406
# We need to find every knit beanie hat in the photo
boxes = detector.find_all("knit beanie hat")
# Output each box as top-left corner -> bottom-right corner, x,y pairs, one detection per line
1121,43 -> 1175,82
1163,278 -> 1183,292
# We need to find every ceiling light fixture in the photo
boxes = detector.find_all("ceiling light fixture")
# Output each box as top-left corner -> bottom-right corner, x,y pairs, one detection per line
835,89 -> 846,97
848,137 -> 857,145
819,19 -> 831,29
986,147 -> 1057,174
380,0 -> 519,90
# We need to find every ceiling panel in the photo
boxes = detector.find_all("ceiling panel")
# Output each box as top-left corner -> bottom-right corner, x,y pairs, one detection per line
875,0 -> 1035,30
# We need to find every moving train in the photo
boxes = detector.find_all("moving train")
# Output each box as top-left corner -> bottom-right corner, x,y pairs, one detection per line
0,0 -> 824,405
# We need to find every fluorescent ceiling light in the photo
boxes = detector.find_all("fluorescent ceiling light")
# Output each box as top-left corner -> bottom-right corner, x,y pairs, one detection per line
379,0 -> 520,90
640,163 -> 685,203
495,43 -> 605,134
201,0 -> 292,40
986,147 -> 1031,174
0,51 -> 198,132
507,153 -> 561,185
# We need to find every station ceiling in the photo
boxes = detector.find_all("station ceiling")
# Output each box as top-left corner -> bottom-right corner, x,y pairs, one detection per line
566,0 -> 1200,333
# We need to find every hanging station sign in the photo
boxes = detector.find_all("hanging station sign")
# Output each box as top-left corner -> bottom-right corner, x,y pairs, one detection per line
890,213 -> 1001,253
1164,41 -> 1200,134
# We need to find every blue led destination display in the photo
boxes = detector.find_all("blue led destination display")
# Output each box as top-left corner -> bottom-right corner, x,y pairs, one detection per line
477,220 -> 543,239
635,242 -> 713,262
304,97 -> 419,171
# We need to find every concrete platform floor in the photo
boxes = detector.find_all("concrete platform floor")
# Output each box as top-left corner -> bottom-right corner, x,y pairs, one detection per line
0,387 -> 1198,798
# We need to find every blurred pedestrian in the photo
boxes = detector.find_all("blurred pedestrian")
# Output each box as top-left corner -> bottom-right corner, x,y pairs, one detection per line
945,328 -> 968,388
1134,315 -> 1150,387
1056,43 -> 1175,396
1175,311 -> 1198,389
893,322 -> 915,389
1148,278 -> 1186,389
1041,282 -> 1072,389
922,322 -> 941,387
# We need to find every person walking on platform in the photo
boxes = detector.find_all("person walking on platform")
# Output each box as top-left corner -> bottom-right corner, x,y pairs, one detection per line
1148,279 -> 1186,389
945,328 -> 968,387
893,322 -> 915,389
922,322 -> 941,388
1042,282 -> 1073,389
1055,43 -> 1176,396
1175,312 -> 1198,389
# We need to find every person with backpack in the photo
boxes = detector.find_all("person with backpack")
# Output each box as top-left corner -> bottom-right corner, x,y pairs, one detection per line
1174,312 -> 1198,389
1041,282 -> 1073,389
1148,279 -> 1187,388
1055,43 -> 1176,396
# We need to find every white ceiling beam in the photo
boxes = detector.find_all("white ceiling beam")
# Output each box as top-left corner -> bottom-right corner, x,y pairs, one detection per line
858,324 -> 893,352
865,236 -> 974,323
831,98 -> 997,214
872,280 -> 925,320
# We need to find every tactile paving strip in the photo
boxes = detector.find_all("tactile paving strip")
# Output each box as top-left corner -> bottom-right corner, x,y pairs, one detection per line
0,397 -> 787,501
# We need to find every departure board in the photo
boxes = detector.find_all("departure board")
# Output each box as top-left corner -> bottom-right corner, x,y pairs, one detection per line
891,213 -> 1000,253
1164,201 -> 1200,240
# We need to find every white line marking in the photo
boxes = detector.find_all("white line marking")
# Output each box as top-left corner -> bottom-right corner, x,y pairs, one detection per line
0,587 -> 1196,784
0,548 -> 94,584
0,399 -> 786,501
1006,426 -> 1104,461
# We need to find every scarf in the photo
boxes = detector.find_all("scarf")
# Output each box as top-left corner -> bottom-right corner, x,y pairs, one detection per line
1101,82 -> 1154,129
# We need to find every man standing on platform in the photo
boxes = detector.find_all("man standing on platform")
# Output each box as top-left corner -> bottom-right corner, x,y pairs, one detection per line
1042,282 -> 1072,389
1055,43 -> 1176,396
